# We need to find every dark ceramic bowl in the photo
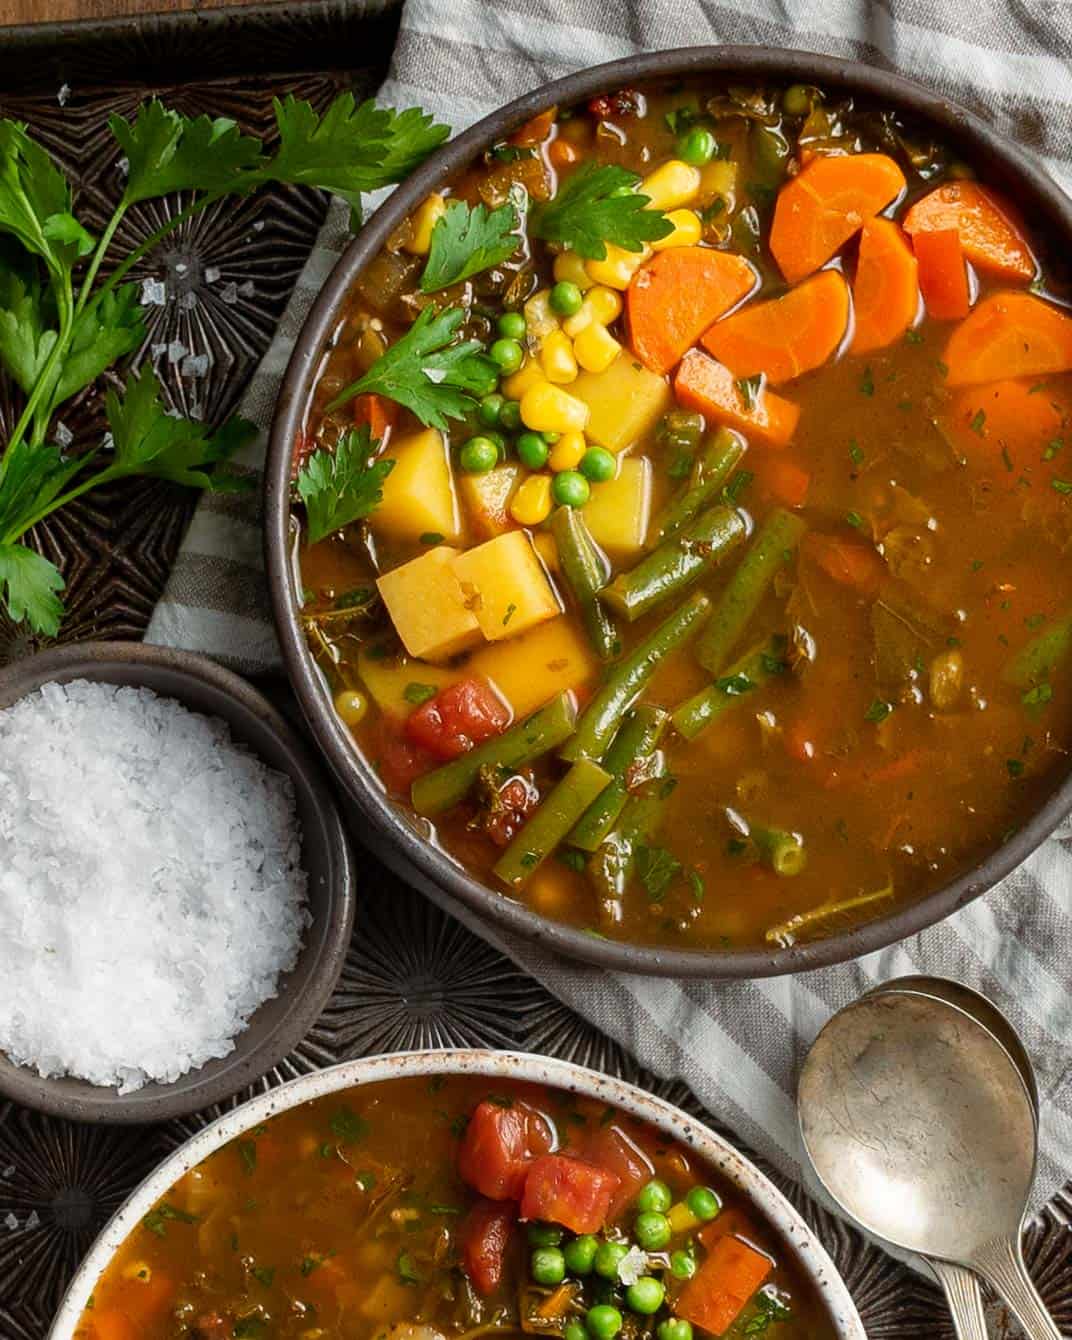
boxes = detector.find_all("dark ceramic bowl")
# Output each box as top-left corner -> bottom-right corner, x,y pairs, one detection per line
265,46 -> 1072,978
0,641 -> 353,1122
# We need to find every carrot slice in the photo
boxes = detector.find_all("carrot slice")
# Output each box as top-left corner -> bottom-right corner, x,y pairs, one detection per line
627,247 -> 757,375
944,292 -> 1072,387
701,270 -> 848,383
803,531 -> 886,596
673,349 -> 800,447
353,392 -> 398,441
903,181 -> 1035,283
770,153 -> 906,284
850,218 -> 919,352
676,1235 -> 773,1335
751,455 -> 811,508
942,378 -> 1069,478
914,229 -> 971,321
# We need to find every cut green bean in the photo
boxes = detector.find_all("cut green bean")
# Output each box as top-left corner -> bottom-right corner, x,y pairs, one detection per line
561,592 -> 712,763
494,758 -> 612,887
696,508 -> 807,674
671,636 -> 787,741
750,823 -> 807,876
551,504 -> 619,661
589,780 -> 672,916
602,505 -> 746,622
1002,608 -> 1072,689
568,706 -> 669,852
649,428 -> 747,546
411,693 -> 576,817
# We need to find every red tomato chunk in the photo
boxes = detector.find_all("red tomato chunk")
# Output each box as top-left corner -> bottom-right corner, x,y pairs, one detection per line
461,1196 -> 517,1296
458,1099 -> 552,1200
520,1154 -> 620,1233
583,1123 -> 654,1220
404,678 -> 510,761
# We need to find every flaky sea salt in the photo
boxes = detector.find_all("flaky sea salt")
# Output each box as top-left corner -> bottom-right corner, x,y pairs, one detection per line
0,680 -> 308,1093
140,277 -> 166,307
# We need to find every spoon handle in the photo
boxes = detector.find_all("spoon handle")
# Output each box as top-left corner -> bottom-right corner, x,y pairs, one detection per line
930,1261 -> 990,1340
971,1237 -> 1062,1340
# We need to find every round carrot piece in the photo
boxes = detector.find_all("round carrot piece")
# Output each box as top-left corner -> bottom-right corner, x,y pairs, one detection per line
850,217 -> 920,352
673,349 -> 800,447
769,153 -> 906,284
944,292 -> 1072,386
942,378 -> 1068,481
701,270 -> 849,383
914,228 -> 971,321
903,180 -> 1035,283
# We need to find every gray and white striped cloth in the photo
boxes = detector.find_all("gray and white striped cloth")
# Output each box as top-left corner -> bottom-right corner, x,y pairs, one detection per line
146,0 -> 1072,1210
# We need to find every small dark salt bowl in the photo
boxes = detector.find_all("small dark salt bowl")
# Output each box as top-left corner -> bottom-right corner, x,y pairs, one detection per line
0,641 -> 353,1124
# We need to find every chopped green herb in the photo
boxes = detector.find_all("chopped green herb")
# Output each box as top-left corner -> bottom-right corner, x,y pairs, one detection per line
760,652 -> 787,675
238,1140 -> 257,1176
936,359 -> 949,378
420,531 -> 445,545
1025,612 -> 1047,629
635,844 -> 682,901
403,682 -> 438,706
969,409 -> 986,435
233,1320 -> 267,1338
1052,478 -> 1072,494
502,602 -> 517,626
735,374 -> 763,411
329,1107 -> 369,1144
859,366 -> 875,397
904,328 -> 924,344
1022,682 -> 1053,707
1006,758 -> 1025,778
251,1265 -> 275,1288
687,870 -> 705,903
397,1250 -> 421,1285
143,1203 -> 197,1238
845,510 -> 864,529
865,699 -> 893,724
356,1170 -> 377,1191
849,440 -> 864,466
1001,445 -> 1014,473
970,559 -> 984,572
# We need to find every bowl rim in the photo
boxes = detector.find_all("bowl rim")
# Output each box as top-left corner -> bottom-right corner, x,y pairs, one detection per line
0,639 -> 354,1122
47,1047 -> 866,1339
265,43 -> 1072,978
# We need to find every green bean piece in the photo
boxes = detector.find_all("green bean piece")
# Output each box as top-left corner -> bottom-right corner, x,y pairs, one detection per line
551,504 -> 619,661
589,781 -> 672,917
658,410 -> 705,459
568,706 -> 669,852
750,823 -> 807,876
696,508 -> 807,674
603,505 -> 746,622
494,758 -> 612,888
749,122 -> 790,191
671,636 -> 787,741
561,592 -> 712,763
1002,608 -> 1072,689
650,428 -> 747,546
411,693 -> 576,817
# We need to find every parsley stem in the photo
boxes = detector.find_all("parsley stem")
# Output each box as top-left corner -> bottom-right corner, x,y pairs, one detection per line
75,203 -> 129,317
2,464 -> 120,545
0,277 -> 74,488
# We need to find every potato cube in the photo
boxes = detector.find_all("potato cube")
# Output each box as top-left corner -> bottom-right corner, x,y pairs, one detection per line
371,427 -> 461,545
469,617 -> 597,718
357,647 -> 459,719
376,546 -> 481,662
458,464 -> 521,540
451,531 -> 561,642
583,456 -> 651,560
571,354 -> 672,453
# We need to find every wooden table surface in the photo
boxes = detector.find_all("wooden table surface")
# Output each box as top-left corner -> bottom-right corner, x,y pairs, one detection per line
0,0 -> 271,27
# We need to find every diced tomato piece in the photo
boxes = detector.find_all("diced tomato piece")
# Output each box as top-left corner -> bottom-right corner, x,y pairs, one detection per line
352,392 -> 397,441
371,716 -> 437,792
458,1100 -> 552,1200
675,1236 -> 773,1335
588,88 -> 643,120
480,772 -> 540,848
520,1154 -> 620,1234
404,678 -> 510,762
583,1123 -> 654,1219
461,1196 -> 517,1295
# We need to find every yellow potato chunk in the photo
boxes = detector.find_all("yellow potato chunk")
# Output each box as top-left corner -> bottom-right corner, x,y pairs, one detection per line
452,530 -> 561,642
571,354 -> 672,454
458,464 -> 522,539
376,546 -> 481,662
356,647 -> 459,719
583,456 -> 652,560
469,617 -> 597,718
371,427 -> 461,545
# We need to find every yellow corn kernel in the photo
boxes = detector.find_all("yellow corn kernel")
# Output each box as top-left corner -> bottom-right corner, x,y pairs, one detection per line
539,328 -> 578,384
532,530 -> 559,573
585,242 -> 651,291
641,160 -> 702,212
553,251 -> 594,292
503,357 -> 548,400
650,208 -> 703,252
562,285 -> 623,338
667,1201 -> 701,1236
510,474 -> 554,526
520,382 -> 589,435
549,430 -> 586,472
524,288 -> 560,344
404,193 -> 446,256
573,322 -> 622,374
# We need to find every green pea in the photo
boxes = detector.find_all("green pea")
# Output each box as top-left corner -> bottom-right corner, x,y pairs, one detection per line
527,1222 -> 564,1247
478,393 -> 505,427
657,1321 -> 693,1340
459,436 -> 499,473
593,1239 -> 629,1279
579,446 -> 616,484
565,1322 -> 588,1340
677,127 -> 716,166
531,1246 -> 567,1285
670,1249 -> 696,1280
685,1186 -> 721,1222
517,431 -> 550,470
782,83 -> 813,116
490,337 -> 524,374
625,1277 -> 665,1315
552,470 -> 590,508
499,399 -> 522,432
634,1179 -> 672,1214
563,1234 -> 599,1275
585,1305 -> 623,1340
634,1211 -> 671,1251
498,311 -> 527,341
550,280 -> 584,317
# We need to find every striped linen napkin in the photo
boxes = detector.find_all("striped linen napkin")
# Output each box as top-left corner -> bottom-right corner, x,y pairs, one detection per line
145,0 -> 1072,1209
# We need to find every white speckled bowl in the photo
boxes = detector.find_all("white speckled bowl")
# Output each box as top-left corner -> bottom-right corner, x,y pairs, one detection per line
49,1050 -> 864,1339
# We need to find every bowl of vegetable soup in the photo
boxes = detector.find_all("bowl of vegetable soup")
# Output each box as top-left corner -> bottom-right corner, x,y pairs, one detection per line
51,1050 -> 864,1340
266,47 -> 1072,976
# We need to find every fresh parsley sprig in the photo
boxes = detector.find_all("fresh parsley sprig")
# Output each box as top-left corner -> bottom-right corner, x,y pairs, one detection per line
530,162 -> 673,259
298,427 -> 395,545
420,199 -> 520,293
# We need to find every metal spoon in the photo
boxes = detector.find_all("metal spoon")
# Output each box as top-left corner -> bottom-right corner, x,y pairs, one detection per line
798,986 -> 1061,1340
861,977 -> 1041,1340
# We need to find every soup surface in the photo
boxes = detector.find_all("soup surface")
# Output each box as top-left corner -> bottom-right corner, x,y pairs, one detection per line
295,78 -> 1072,949
75,1075 -> 835,1339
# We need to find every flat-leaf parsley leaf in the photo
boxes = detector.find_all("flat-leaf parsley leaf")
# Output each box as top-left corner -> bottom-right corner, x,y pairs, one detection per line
297,426 -> 395,545
420,199 -> 520,293
530,162 -> 672,260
